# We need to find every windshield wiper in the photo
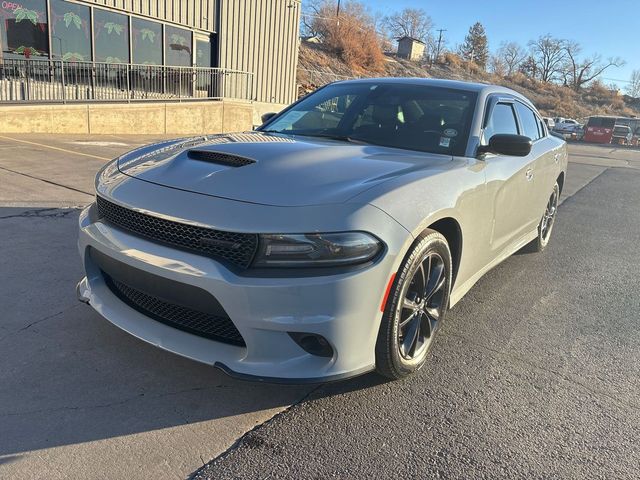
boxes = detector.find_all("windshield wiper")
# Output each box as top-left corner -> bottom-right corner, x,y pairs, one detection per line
260,130 -> 373,145
297,133 -> 374,145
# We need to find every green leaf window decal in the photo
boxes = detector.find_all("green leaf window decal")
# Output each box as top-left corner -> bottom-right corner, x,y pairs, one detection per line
170,34 -> 187,46
14,7 -> 39,25
140,28 -> 156,43
104,22 -> 124,35
63,12 -> 82,30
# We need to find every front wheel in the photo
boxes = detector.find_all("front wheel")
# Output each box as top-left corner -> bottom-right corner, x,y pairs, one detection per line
525,181 -> 560,253
375,230 -> 452,380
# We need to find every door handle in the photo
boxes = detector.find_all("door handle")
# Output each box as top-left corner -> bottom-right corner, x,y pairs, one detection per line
554,153 -> 560,163
525,168 -> 534,181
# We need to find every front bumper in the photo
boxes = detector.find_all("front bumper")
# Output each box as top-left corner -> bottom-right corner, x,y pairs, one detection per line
77,188 -> 410,382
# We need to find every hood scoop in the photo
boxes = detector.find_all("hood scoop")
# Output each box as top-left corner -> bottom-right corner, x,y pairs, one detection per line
187,149 -> 255,168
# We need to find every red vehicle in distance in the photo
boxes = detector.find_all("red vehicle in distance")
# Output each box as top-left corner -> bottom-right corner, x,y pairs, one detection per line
584,116 -> 640,144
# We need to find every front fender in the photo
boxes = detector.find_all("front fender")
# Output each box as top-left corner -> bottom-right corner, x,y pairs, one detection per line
353,156 -> 489,299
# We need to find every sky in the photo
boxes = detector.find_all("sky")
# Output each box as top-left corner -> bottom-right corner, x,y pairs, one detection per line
365,0 -> 639,89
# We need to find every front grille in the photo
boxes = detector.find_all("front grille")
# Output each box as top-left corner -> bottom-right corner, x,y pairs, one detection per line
187,150 -> 255,167
103,273 -> 246,346
96,196 -> 258,269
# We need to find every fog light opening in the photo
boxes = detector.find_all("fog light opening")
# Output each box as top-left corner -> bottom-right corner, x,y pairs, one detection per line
288,332 -> 334,358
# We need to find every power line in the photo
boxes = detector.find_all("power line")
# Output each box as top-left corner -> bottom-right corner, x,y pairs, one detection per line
602,77 -> 632,84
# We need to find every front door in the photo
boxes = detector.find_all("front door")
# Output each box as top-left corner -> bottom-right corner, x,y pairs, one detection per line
482,102 -> 538,256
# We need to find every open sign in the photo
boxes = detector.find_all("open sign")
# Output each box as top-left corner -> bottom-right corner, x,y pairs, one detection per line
2,1 -> 24,12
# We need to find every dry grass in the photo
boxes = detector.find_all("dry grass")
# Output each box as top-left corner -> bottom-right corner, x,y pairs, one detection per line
297,43 -> 640,119
306,1 -> 385,74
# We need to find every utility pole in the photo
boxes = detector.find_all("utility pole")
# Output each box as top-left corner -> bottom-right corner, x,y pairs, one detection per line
435,29 -> 446,64
336,0 -> 341,17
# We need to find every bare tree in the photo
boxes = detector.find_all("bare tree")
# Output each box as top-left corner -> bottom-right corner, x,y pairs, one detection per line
563,40 -> 625,90
300,0 -> 323,38
383,8 -> 433,42
625,70 -> 640,98
528,35 -> 567,82
488,55 -> 506,76
496,42 -> 526,76
519,55 -> 538,79
299,0 -> 385,72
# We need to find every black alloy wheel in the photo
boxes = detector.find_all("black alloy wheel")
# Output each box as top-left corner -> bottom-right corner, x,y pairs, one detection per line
376,229 -> 452,380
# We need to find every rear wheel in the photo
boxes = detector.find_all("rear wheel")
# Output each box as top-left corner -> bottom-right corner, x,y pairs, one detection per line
525,182 -> 559,253
375,230 -> 451,380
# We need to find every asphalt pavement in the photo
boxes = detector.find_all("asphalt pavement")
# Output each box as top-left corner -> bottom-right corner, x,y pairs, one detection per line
195,165 -> 640,479
0,135 -> 638,479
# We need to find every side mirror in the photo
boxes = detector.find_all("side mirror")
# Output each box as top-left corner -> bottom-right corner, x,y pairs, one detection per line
479,134 -> 532,157
261,112 -> 277,124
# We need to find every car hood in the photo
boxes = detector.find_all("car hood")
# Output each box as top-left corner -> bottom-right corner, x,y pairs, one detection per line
117,131 -> 452,207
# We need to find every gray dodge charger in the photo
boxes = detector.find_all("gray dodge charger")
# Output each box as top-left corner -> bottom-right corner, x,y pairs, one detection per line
77,78 -> 567,382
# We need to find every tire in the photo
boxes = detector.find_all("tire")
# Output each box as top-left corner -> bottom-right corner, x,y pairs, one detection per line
524,181 -> 560,253
375,229 -> 452,380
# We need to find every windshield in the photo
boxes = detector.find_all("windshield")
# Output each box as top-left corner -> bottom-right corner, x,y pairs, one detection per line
261,82 -> 477,156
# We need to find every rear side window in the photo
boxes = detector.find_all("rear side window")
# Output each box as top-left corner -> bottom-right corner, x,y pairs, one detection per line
539,119 -> 547,137
484,103 -> 518,142
515,102 -> 541,141
587,117 -> 616,128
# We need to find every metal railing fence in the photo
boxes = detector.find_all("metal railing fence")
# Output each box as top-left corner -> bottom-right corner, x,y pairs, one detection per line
0,58 -> 253,103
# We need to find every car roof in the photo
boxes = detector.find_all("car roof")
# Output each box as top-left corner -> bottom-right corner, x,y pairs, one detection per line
331,77 -> 534,107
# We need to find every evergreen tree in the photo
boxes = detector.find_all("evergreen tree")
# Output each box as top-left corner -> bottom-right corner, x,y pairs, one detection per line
458,22 -> 489,69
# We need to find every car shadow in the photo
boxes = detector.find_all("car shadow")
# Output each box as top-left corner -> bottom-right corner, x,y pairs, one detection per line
0,206 -> 319,463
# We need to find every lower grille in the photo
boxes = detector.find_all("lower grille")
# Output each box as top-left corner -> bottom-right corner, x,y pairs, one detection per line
103,273 -> 246,347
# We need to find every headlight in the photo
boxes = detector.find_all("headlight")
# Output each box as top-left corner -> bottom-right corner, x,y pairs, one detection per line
252,232 -> 382,268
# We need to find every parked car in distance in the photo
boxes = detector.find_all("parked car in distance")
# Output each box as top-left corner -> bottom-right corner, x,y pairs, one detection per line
77,78 -> 567,383
611,124 -> 633,145
554,119 -> 581,134
543,117 -> 556,130
584,116 -> 617,144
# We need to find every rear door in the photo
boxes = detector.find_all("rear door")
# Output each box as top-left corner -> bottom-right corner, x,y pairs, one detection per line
482,100 -> 539,256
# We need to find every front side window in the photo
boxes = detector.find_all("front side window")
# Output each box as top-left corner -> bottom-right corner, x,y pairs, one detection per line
484,103 -> 518,142
262,83 -> 477,156
0,0 -> 48,59
50,0 -> 91,62
515,102 -> 541,141
94,9 -> 129,63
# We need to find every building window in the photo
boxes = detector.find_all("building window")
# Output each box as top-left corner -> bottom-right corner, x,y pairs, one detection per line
93,9 -> 128,63
165,25 -> 191,66
195,38 -> 211,68
0,0 -> 49,59
50,0 -> 91,62
131,17 -> 161,65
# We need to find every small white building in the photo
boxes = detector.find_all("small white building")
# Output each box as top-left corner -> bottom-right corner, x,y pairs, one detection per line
397,36 -> 426,61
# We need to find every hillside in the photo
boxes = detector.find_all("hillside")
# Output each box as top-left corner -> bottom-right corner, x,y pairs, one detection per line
297,42 -> 640,120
